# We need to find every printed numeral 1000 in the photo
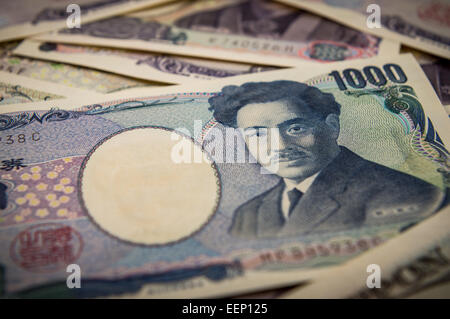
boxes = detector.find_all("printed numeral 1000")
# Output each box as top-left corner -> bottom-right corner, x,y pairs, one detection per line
329,64 -> 407,90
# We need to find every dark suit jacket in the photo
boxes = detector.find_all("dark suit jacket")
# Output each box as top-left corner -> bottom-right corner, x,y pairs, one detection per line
229,147 -> 446,239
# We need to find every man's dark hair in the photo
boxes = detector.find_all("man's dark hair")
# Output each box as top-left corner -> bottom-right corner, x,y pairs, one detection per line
208,80 -> 341,127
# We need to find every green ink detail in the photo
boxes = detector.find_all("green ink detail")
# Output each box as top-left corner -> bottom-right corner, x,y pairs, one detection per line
346,85 -> 449,187
8,58 -> 20,65
383,86 -> 421,115
50,63 -> 64,69
344,84 -> 426,134
345,85 -> 420,114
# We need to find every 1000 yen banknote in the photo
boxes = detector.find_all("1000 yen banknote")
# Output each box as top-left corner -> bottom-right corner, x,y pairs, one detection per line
278,0 -> 450,60
33,0 -> 400,67
0,54 -> 448,298
0,0 -> 175,42
13,40 -> 276,85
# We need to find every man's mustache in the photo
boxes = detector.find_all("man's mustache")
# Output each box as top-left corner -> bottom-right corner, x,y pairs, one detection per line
269,147 -> 309,163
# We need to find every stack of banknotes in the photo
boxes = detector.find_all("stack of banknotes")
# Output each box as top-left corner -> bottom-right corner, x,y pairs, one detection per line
0,0 -> 449,299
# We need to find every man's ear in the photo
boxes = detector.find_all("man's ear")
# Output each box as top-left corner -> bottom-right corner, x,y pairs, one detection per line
325,114 -> 340,139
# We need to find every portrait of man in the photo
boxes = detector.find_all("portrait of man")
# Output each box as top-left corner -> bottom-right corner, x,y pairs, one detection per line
208,81 -> 446,239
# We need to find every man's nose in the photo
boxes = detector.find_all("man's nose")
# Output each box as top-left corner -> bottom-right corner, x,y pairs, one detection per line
270,131 -> 289,153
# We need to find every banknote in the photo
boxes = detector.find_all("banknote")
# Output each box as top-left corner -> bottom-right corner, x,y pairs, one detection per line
13,40 -> 275,84
1,42 -> 154,94
0,71 -> 101,106
278,0 -> 450,60
280,205 -> 450,298
0,0 -> 175,42
0,54 -> 448,298
32,0 -> 400,67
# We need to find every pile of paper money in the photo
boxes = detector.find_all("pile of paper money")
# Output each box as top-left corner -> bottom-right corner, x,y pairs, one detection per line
0,0 -> 449,299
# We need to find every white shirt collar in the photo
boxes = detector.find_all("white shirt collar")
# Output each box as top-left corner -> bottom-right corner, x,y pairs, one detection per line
284,172 -> 319,194
281,172 -> 320,221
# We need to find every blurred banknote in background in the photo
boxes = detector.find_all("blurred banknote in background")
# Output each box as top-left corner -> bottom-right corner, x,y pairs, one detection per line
0,0 -> 176,42
32,0 -> 399,66
0,71 -> 102,105
421,60 -> 450,114
0,42 -> 155,94
400,46 -> 450,115
13,39 -> 276,84
278,0 -> 450,59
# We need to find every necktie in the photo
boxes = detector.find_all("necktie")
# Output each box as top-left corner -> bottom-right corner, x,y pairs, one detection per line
287,188 -> 303,216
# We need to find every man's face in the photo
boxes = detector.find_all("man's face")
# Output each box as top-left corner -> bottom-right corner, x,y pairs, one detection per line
236,100 -> 340,181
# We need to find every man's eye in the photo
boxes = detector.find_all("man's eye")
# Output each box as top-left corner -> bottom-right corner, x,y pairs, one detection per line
256,130 -> 267,137
287,125 -> 306,135
246,130 -> 267,137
